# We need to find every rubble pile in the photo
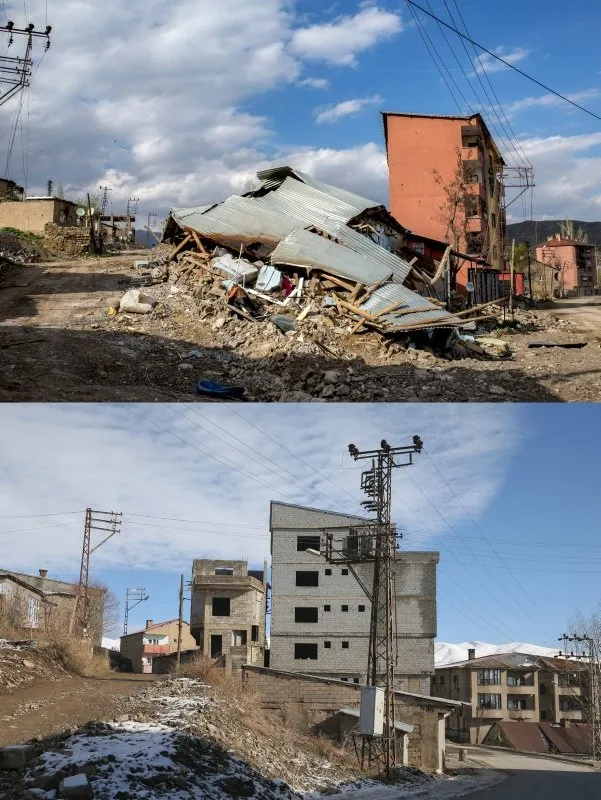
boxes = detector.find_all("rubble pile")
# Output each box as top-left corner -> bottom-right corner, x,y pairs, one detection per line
0,231 -> 44,265
0,640 -> 72,693
43,223 -> 91,257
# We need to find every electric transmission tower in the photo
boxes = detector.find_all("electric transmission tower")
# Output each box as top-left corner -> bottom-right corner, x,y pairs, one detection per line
99,185 -> 112,215
124,587 -> 149,635
76,508 -> 122,636
126,197 -> 139,217
558,633 -> 601,766
316,438 -> 423,778
0,20 -> 51,108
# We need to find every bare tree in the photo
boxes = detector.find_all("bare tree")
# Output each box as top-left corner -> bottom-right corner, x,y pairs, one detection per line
87,581 -> 120,641
0,587 -> 28,634
565,605 -> 601,732
559,219 -> 589,243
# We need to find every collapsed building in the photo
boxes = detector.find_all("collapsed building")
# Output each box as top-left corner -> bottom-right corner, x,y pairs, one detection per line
160,166 -> 506,343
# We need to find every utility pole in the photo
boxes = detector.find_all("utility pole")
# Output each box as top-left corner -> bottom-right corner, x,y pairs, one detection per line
124,587 -> 149,636
176,573 -> 184,672
146,212 -> 158,247
526,240 -> 533,303
47,179 -> 53,197
76,508 -> 122,637
0,21 -> 51,109
558,633 -> 601,766
99,185 -> 112,215
509,239 -> 515,318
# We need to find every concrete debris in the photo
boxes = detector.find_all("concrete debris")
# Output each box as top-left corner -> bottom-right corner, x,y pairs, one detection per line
118,289 -> 158,315
0,745 -> 37,770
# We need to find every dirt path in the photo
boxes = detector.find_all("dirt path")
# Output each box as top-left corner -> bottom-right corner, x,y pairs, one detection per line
1,255 -> 600,401
0,671 -> 157,746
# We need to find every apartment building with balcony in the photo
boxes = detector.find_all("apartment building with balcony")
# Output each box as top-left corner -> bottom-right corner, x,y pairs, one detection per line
119,618 -> 197,673
269,502 -> 439,693
433,649 -> 589,744
190,559 -> 267,674
536,236 -> 597,296
383,112 -> 506,301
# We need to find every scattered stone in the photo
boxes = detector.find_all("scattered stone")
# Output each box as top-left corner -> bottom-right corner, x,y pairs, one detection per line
119,288 -> 158,314
58,773 -> 93,799
0,744 -> 37,770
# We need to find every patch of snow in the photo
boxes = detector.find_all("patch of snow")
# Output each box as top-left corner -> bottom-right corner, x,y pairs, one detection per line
62,774 -> 89,788
435,641 -> 558,666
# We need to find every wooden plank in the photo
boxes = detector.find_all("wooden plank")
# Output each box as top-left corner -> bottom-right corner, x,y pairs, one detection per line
349,282 -> 364,303
385,313 -> 499,333
228,304 -> 256,323
350,317 -> 368,334
355,274 -> 389,305
337,298 -> 381,322
170,234 -> 192,260
190,229 -> 209,257
296,302 -> 313,322
318,273 -> 356,292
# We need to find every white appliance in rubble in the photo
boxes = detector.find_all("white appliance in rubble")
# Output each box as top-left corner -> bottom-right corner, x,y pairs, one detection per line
359,686 -> 384,736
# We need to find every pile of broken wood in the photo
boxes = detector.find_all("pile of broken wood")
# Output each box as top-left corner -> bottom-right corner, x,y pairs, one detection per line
154,231 -> 508,340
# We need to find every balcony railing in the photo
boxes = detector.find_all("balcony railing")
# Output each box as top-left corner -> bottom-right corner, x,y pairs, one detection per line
142,644 -> 170,655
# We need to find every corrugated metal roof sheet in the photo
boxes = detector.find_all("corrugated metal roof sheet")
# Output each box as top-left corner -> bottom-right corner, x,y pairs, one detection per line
256,166 -> 382,212
172,196 -> 300,250
270,228 -> 392,286
358,283 -> 459,330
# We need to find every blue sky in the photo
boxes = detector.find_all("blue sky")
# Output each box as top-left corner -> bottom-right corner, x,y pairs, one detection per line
0,403 -> 599,651
4,0 -> 601,225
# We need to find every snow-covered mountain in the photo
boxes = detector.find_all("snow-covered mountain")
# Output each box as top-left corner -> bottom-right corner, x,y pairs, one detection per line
102,637 -> 120,651
435,640 -> 558,667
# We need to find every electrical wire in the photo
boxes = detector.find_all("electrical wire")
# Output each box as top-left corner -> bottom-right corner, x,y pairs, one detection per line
446,0 -> 533,170
406,0 -> 601,122
422,448 -> 546,616
404,0 -> 464,115
0,511 -> 83,518
175,404 -> 355,516
0,521 -> 81,535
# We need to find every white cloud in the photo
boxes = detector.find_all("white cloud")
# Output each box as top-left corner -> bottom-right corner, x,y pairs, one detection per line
474,46 -> 530,74
503,89 -> 600,118
0,405 -> 522,578
298,77 -> 330,89
314,94 -> 383,124
290,7 -> 403,66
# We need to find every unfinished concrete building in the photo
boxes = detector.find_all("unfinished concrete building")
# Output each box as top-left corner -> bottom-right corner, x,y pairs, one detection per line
269,502 -> 439,693
190,560 -> 267,673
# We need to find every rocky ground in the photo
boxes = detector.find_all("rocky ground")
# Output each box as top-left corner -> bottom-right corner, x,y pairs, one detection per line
1,252 -> 599,401
0,676 -> 503,800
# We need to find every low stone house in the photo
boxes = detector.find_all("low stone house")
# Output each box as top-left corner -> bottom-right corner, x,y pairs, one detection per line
120,618 -> 197,673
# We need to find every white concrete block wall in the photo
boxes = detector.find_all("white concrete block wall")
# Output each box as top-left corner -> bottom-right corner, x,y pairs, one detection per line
270,502 -> 438,683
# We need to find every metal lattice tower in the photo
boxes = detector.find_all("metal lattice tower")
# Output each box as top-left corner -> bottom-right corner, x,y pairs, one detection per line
0,21 -> 51,109
123,587 -> 149,635
558,633 -> 601,766
76,508 -> 122,635
99,186 -> 112,215
347,437 -> 423,778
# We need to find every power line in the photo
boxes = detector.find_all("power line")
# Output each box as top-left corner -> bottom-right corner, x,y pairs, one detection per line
445,0 -> 532,169
0,511 -> 83,518
406,0 -> 601,122
404,0 -> 464,114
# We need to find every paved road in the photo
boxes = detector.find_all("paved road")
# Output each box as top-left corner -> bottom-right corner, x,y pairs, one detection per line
462,746 -> 601,799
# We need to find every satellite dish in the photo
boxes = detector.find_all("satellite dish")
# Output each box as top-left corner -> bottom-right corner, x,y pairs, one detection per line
76,207 -> 85,217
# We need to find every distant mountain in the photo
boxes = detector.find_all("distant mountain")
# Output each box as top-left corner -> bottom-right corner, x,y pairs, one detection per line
507,220 -> 601,247
435,640 -> 558,667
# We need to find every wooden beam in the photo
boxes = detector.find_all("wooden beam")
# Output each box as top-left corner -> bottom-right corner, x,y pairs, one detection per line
349,282 -> 364,303
190,229 -> 209,257
318,273 -> 357,292
355,274 -> 389,305
337,298 -> 382,322
170,234 -> 192,260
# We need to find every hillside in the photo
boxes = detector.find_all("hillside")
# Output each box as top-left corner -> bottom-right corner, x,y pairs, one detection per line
435,640 -> 557,667
507,220 -> 601,247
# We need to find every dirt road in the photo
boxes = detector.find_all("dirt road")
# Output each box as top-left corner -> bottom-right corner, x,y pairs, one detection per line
1,255 -> 600,401
0,671 -> 156,746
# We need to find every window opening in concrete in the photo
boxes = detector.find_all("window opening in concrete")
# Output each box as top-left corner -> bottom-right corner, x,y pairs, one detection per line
324,604 -> 331,611
210,634 -> 223,657
477,693 -> 501,710
251,625 -> 259,642
296,571 -> 319,587
353,678 -> 359,684
294,643 -> 318,660
297,535 -> 321,552
341,604 -> 348,612
212,597 -> 231,616
232,630 -> 247,646
341,677 -> 348,682
341,569 -> 349,575
215,567 -> 234,575
358,605 -> 365,612
324,641 -> 331,648
478,669 -> 501,685
325,568 -> 332,576
295,607 -> 318,623
342,641 -> 349,649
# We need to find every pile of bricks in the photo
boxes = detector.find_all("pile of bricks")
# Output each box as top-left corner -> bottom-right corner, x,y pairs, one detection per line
43,223 -> 91,257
